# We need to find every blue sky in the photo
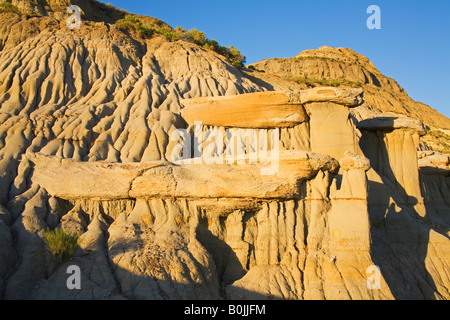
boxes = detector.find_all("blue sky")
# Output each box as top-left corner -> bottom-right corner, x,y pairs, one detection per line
105,0 -> 450,118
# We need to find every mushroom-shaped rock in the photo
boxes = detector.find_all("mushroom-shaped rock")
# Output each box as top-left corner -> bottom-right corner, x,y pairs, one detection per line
357,117 -> 427,136
303,88 -> 365,161
358,116 -> 426,215
295,87 -> 364,107
180,88 -> 364,129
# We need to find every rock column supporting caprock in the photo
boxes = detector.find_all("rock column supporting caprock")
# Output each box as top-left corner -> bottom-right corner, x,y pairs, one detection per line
328,152 -> 371,250
302,87 -> 365,162
358,117 -> 427,217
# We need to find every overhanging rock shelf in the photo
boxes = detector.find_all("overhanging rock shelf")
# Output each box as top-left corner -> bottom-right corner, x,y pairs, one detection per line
27,87 -> 366,201
27,150 -> 339,200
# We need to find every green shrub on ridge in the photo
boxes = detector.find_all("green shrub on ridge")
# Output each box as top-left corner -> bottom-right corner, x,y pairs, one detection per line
115,15 -> 246,68
43,228 -> 79,264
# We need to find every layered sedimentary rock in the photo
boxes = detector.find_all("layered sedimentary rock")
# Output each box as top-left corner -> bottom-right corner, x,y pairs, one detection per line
0,1 -> 449,301
27,151 -> 339,200
181,92 -> 308,128
180,88 -> 363,129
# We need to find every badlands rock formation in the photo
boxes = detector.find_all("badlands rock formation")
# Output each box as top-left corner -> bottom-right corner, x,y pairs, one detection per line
250,46 -> 450,130
0,0 -> 449,300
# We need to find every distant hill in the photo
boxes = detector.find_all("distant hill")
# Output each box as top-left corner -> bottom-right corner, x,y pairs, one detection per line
249,46 -> 450,131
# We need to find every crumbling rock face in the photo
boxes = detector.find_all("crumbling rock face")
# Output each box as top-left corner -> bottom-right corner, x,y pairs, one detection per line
0,16 -> 262,203
0,4 -> 449,300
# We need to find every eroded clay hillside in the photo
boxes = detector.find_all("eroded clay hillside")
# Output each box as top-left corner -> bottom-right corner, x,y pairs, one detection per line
0,0 -> 449,300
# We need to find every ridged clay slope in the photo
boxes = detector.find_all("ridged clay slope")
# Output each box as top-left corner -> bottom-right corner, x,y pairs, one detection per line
0,1 -> 449,300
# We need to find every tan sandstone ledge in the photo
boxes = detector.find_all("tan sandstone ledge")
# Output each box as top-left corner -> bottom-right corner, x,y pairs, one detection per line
180,87 -> 364,128
26,151 -> 339,200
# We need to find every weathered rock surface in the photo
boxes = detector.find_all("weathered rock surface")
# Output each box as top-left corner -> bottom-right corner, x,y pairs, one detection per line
357,117 -> 427,135
0,1 -> 449,301
181,92 -> 308,128
28,151 -> 339,200
180,88 -> 363,129
296,87 -> 364,107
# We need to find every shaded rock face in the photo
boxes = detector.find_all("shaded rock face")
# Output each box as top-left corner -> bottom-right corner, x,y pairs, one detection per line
0,3 -> 449,300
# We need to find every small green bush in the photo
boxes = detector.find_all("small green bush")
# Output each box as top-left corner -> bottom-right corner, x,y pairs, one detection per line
226,45 -> 246,68
0,2 -> 20,15
43,228 -> 79,264
116,14 -> 153,38
154,26 -> 179,41
172,26 -> 246,67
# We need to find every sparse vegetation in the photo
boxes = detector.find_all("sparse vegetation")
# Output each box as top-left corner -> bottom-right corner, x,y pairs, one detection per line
172,26 -> 246,68
43,228 -> 79,264
294,55 -> 340,63
423,130 -> 450,154
115,15 -> 246,68
0,2 -> 20,15
274,55 -> 366,68
292,77 -> 362,88
115,14 -> 153,38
